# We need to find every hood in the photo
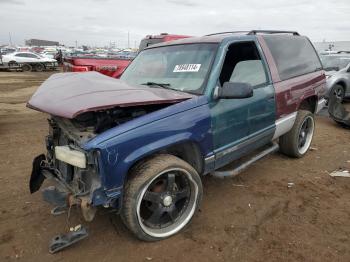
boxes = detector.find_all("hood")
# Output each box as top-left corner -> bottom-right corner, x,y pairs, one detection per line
325,66 -> 348,77
27,72 -> 194,118
325,70 -> 336,76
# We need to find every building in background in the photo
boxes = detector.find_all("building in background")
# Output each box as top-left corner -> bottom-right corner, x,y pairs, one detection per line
25,39 -> 59,46
313,41 -> 350,52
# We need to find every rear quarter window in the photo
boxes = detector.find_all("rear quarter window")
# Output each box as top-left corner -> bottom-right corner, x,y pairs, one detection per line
263,35 -> 322,81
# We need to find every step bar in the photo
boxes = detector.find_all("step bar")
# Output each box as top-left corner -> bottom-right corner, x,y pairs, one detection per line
213,143 -> 279,178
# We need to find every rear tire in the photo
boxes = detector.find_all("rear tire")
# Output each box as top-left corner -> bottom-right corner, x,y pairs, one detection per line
22,64 -> 32,72
35,63 -> 44,72
121,154 -> 202,241
279,110 -> 315,158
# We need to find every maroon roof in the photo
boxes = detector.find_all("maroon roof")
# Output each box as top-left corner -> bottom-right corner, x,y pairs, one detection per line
145,33 -> 249,49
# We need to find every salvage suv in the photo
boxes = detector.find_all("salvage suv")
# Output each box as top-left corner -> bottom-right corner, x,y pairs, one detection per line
28,30 -> 326,249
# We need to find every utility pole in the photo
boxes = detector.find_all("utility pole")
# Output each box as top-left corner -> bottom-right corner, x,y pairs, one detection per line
8,32 -> 13,46
127,31 -> 130,49
75,40 -> 78,48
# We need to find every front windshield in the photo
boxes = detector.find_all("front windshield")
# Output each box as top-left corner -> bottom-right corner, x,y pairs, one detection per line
320,55 -> 350,71
120,43 -> 218,94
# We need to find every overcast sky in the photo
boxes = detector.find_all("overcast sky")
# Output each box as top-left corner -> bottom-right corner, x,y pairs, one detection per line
0,0 -> 349,47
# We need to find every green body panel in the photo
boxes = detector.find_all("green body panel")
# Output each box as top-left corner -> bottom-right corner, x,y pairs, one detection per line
204,37 -> 277,168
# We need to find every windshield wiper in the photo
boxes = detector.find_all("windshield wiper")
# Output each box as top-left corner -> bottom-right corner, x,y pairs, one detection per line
141,82 -> 171,89
141,81 -> 196,94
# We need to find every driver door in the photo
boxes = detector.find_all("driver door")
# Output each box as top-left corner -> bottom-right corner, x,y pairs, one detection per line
210,41 -> 276,168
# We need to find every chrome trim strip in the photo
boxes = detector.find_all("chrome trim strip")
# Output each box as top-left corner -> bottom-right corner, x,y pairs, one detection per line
204,155 -> 215,164
272,112 -> 297,140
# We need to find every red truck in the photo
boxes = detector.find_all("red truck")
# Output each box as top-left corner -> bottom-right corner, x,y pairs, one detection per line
63,56 -> 130,78
63,33 -> 191,78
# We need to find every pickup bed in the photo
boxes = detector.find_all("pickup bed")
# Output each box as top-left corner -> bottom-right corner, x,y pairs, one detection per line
63,56 -> 130,78
28,30 -> 326,250
63,33 -> 191,78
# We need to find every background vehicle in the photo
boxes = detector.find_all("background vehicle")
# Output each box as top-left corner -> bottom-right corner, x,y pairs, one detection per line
1,51 -> 58,71
40,51 -> 57,59
63,33 -> 191,78
63,56 -> 131,78
28,30 -> 325,251
320,52 -> 350,101
138,33 -> 191,50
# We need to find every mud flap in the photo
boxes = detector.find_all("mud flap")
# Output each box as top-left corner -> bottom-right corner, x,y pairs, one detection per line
328,96 -> 350,128
29,154 -> 46,193
49,225 -> 88,254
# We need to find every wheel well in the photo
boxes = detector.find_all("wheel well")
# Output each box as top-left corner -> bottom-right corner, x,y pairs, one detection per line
299,96 -> 317,113
127,141 -> 204,179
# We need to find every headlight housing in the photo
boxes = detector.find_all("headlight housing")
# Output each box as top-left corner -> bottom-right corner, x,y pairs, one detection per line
55,146 -> 86,168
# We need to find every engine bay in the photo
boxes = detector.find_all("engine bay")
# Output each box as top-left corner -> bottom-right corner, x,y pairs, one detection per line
51,104 -> 170,145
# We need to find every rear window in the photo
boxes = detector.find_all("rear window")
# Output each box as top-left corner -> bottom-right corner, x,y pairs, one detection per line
263,35 -> 322,81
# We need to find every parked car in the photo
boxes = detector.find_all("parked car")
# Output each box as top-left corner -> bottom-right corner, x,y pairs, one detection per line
320,53 -> 350,101
40,51 -> 57,59
1,51 -> 58,71
27,30 -> 326,252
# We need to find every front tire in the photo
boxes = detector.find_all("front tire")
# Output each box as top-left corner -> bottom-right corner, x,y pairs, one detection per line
330,84 -> 345,102
279,110 -> 315,158
121,154 -> 203,241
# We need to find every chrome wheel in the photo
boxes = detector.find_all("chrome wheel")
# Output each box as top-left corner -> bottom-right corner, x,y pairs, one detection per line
297,116 -> 314,154
332,85 -> 345,101
136,168 -> 198,238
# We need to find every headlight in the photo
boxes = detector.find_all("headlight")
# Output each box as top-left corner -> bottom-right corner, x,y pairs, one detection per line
55,146 -> 86,168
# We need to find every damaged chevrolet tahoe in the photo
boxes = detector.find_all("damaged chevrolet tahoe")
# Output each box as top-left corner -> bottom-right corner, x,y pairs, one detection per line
28,30 -> 326,252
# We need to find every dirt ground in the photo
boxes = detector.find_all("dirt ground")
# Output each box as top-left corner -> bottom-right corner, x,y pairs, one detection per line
0,71 -> 350,262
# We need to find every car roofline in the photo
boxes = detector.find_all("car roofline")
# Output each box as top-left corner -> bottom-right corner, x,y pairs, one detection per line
143,30 -> 301,50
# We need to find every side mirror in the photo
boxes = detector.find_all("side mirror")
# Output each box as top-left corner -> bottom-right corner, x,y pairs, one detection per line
217,82 -> 253,99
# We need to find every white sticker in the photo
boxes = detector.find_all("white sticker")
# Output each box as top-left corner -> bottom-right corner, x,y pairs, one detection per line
173,64 -> 201,72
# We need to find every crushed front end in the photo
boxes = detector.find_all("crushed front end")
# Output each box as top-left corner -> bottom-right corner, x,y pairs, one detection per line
30,116 -> 105,222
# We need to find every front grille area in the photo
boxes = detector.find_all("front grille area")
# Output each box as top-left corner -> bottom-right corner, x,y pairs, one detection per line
48,119 -> 78,183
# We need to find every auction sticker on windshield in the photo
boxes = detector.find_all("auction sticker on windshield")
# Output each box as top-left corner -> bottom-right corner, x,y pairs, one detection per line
173,64 -> 201,72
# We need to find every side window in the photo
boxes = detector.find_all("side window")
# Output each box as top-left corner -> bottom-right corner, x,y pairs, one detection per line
15,53 -> 26,57
27,53 -> 38,58
263,35 -> 322,81
219,42 -> 268,88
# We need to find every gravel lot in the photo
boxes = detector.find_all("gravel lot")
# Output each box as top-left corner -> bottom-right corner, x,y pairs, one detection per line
0,71 -> 350,262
